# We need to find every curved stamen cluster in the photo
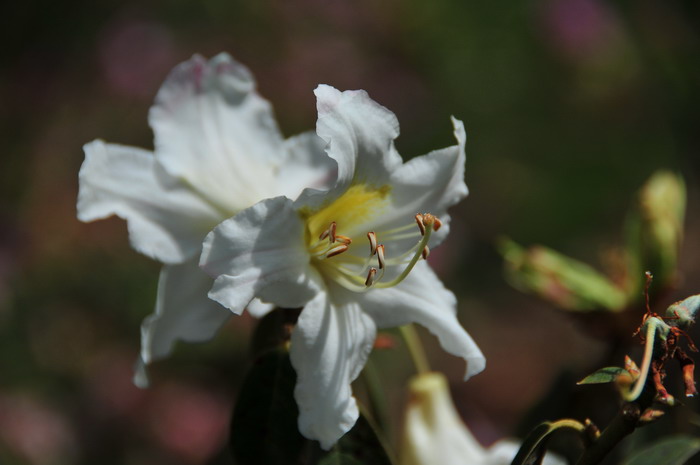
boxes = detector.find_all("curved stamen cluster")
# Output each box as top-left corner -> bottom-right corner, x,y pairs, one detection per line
310,213 -> 442,293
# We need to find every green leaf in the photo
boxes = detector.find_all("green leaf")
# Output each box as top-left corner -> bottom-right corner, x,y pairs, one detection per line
230,347 -> 305,465
316,414 -> 393,465
622,436 -> 700,465
577,367 -> 630,385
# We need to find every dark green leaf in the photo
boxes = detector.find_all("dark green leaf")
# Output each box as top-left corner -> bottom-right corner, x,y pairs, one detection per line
622,436 -> 700,465
316,414 -> 393,465
250,308 -> 301,358
230,347 -> 304,465
577,367 -> 630,385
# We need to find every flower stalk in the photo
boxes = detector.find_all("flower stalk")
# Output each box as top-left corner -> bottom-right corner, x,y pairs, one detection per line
400,324 -> 430,375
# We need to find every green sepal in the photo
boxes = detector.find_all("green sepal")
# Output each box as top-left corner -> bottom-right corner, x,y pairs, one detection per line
621,436 -> 700,465
577,367 -> 631,385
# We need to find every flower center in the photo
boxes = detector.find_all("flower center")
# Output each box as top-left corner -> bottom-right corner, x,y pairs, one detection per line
308,211 -> 441,293
304,184 -> 392,240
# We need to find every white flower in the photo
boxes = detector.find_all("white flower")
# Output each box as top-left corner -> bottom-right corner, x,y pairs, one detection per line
400,372 -> 566,465
200,85 -> 485,449
77,53 -> 334,387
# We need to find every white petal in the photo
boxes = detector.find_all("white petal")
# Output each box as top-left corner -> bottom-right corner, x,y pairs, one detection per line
289,291 -> 377,449
200,196 -> 322,315
375,117 -> 468,250
392,117 -> 468,214
357,262 -> 485,380
149,53 -> 286,212
134,257 -> 232,387
302,85 -> 402,209
277,131 -> 337,199
78,140 -> 222,264
245,298 -> 275,318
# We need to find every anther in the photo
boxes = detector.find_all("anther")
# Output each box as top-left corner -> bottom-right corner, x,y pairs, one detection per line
365,267 -> 378,287
422,213 -> 436,227
336,235 -> 352,245
376,244 -> 386,269
422,245 -> 430,259
367,232 -> 377,255
329,222 -> 337,243
326,244 -> 348,258
433,218 -> 442,231
415,214 -> 426,236
319,228 -> 330,241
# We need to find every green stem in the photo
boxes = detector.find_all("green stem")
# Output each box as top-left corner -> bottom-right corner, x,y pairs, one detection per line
624,318 -> 658,402
575,404 -> 644,465
362,358 -> 390,434
575,320 -> 661,465
399,324 -> 430,374
510,419 -> 589,465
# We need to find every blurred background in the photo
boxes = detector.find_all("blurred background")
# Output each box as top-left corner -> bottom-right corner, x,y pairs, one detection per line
1,0 -> 699,463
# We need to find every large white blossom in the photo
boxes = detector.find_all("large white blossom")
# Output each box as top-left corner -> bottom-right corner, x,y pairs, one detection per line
400,372 -> 566,465
200,85 -> 485,449
77,53 -> 334,387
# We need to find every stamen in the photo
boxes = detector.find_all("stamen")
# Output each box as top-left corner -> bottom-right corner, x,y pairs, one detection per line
329,222 -> 337,243
326,244 -> 348,258
312,212 -> 442,293
336,235 -> 352,245
365,267 -> 378,286
367,232 -> 377,255
374,213 -> 440,289
415,214 -> 426,236
376,245 -> 386,269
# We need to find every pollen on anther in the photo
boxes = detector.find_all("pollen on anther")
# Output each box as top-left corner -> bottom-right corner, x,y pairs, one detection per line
365,267 -> 378,286
415,214 -> 426,236
376,244 -> 386,269
422,213 -> 436,227
336,235 -> 352,245
367,232 -> 377,255
422,245 -> 430,260
329,222 -> 337,243
326,243 -> 348,258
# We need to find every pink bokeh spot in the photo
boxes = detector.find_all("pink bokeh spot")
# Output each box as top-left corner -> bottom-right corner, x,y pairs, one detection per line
98,19 -> 177,98
542,0 -> 620,61
0,394 -> 77,464
148,383 -> 231,464
85,349 -> 148,420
